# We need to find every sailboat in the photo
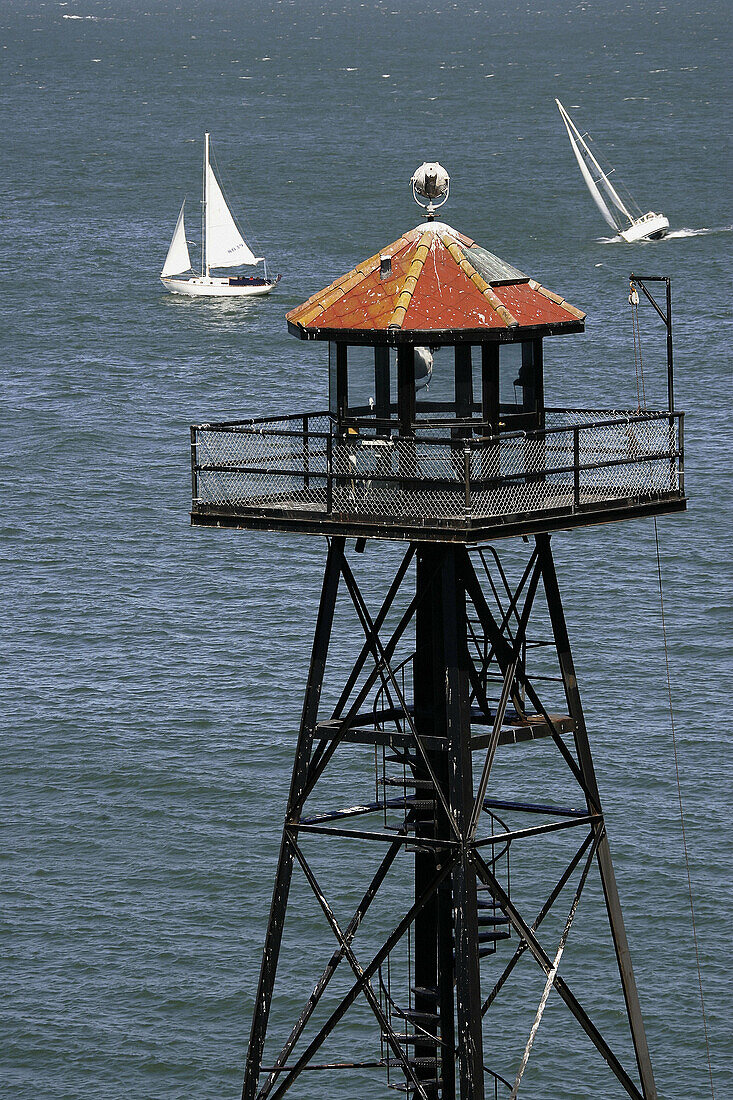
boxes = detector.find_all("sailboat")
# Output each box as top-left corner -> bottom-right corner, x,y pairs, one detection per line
555,100 -> 669,243
161,133 -> 280,296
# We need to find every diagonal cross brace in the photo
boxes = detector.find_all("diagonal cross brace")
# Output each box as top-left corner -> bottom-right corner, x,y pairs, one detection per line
305,544 -> 415,789
267,838 -> 454,1100
482,830 -> 595,1015
509,836 -> 599,1097
471,546 -> 538,713
303,549 -> 440,802
286,837 -> 431,1100
258,831 -> 405,1099
470,848 -> 646,1100
460,549 -> 599,810
339,556 -> 461,841
468,556 -> 543,841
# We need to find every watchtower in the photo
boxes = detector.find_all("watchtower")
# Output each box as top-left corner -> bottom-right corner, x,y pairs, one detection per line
190,164 -> 685,1099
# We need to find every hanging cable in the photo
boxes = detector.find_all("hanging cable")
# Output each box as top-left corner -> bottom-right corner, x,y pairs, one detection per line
629,281 -> 647,411
653,518 -> 715,1097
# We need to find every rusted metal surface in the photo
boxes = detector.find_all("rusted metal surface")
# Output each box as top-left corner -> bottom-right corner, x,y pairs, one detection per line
285,223 -> 585,339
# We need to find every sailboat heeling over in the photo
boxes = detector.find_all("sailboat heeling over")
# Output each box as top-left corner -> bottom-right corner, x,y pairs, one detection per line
556,99 -> 636,233
205,162 -> 263,268
555,100 -> 668,242
161,200 -> 192,278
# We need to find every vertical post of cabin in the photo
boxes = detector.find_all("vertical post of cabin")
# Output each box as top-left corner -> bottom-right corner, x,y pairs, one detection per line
397,345 -> 416,434
481,344 -> 500,482
528,338 -> 545,427
397,345 -> 416,478
481,345 -> 500,433
666,278 -> 674,414
374,345 -> 391,435
335,343 -> 348,426
455,345 -> 474,421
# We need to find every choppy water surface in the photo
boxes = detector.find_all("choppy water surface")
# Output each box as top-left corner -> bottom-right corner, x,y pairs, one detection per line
2,1 -> 731,1097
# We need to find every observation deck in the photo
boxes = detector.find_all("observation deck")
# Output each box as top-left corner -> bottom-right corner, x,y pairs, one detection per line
190,405 -> 685,543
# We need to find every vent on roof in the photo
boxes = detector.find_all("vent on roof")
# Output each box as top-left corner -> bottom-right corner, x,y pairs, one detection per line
380,254 -> 392,280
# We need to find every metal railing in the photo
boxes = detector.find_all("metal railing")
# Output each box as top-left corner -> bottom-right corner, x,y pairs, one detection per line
191,408 -> 684,525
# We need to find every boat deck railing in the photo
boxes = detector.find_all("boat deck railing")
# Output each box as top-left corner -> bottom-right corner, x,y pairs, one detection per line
190,408 -> 684,535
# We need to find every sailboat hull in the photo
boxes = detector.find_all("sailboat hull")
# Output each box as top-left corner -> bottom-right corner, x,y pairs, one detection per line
619,212 -> 670,243
161,275 -> 278,297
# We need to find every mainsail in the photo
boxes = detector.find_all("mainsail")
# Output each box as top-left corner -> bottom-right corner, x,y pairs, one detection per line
205,159 -> 263,269
556,100 -> 639,234
161,200 -> 191,278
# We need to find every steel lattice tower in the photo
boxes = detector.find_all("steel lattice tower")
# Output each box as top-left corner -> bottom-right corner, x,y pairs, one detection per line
190,172 -> 684,1099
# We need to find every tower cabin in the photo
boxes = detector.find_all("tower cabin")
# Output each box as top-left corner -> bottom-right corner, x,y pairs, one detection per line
191,180 -> 684,543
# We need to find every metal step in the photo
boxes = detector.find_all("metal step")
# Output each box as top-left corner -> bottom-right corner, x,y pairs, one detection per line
387,1081 -> 442,1095
386,1032 -> 439,1047
411,985 -> 439,1000
401,799 -> 438,813
477,911 -> 510,926
478,929 -> 511,944
453,927 -> 511,961
381,776 -> 436,790
385,1058 -> 438,1070
477,898 -> 509,917
400,1008 -> 440,1024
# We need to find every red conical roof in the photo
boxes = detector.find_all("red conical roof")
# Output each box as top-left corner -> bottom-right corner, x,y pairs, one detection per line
286,221 -> 585,342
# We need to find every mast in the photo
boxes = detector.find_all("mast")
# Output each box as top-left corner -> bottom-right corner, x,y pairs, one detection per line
202,132 -> 210,278
556,101 -> 634,228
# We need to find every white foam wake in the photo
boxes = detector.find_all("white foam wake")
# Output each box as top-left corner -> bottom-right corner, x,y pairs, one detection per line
597,225 -> 732,244
664,225 -> 732,239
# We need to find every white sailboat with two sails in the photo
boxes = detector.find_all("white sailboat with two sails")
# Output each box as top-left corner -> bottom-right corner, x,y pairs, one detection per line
556,100 -> 669,243
161,133 -> 280,297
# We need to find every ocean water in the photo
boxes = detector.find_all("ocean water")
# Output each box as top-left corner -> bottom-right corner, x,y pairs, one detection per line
2,1 -> 731,1097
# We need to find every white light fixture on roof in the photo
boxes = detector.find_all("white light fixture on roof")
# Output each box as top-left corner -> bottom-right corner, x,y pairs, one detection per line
411,162 -> 450,219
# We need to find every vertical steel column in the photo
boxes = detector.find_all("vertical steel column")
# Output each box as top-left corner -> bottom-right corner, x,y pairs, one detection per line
535,533 -> 658,1100
242,538 -> 345,1100
415,547 -> 455,1099
442,546 -> 485,1100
